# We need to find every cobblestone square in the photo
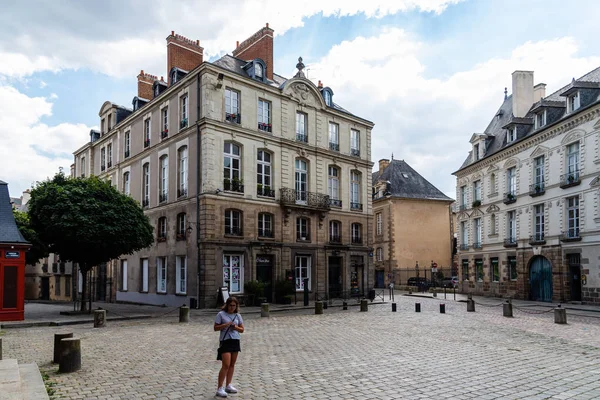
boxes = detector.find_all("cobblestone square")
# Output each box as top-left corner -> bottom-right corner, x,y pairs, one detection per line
3,297 -> 600,399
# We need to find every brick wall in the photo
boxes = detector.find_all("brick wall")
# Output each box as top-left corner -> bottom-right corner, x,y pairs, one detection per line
137,70 -> 156,100
166,31 -> 204,85
232,24 -> 274,80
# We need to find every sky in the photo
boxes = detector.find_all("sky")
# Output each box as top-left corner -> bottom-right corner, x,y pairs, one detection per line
2,0 -> 600,199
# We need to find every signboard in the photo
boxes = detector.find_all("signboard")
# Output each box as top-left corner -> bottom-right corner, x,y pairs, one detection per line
5,251 -> 20,259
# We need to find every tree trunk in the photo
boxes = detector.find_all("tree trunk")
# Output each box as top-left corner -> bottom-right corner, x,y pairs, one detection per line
80,265 -> 89,312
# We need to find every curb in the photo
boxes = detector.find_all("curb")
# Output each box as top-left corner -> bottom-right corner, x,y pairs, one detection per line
1,315 -> 153,329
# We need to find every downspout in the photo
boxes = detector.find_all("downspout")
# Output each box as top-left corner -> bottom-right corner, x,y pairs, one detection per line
196,71 -> 202,308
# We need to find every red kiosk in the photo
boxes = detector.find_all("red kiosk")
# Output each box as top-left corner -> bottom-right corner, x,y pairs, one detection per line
0,180 -> 30,321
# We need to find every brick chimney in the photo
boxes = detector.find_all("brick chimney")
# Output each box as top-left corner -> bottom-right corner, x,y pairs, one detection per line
512,71 -> 534,118
166,31 -> 204,85
137,70 -> 157,100
232,23 -> 274,80
379,159 -> 390,172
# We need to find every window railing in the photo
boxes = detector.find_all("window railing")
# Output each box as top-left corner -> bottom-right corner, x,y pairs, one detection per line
224,179 -> 244,193
296,133 -> 308,143
459,244 -> 469,251
178,187 -> 188,198
142,198 -> 149,208
459,204 -> 467,211
159,193 -> 168,203
350,202 -> 363,211
503,237 -> 518,247
472,242 -> 482,249
560,229 -> 581,242
257,185 -> 275,198
258,122 -> 272,132
101,165 -> 106,171
329,235 -> 341,244
529,182 -> 545,197
503,192 -> 516,205
560,172 -> 581,188
330,199 -> 342,208
226,112 -> 240,123
329,142 -> 339,152
161,129 -> 168,139
529,233 -> 546,245
124,150 -> 130,158
180,118 -> 188,129
296,233 -> 311,242
351,236 -> 362,244
144,139 -> 150,148
351,148 -> 360,157
225,226 -> 243,236
258,228 -> 274,238
280,188 -> 330,211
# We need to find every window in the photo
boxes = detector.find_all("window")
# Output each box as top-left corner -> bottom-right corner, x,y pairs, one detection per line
376,212 -> 382,235
223,254 -> 243,293
460,186 -> 467,210
100,147 -> 106,171
461,221 -> 468,249
180,95 -> 188,129
142,163 -> 150,207
535,110 -> 546,129
255,63 -> 263,79
101,118 -> 105,134
507,210 -> 516,242
178,146 -> 188,197
350,171 -> 361,210
124,131 -> 131,158
474,143 -> 480,161
107,114 -> 112,131
568,92 -> 580,112
225,88 -> 240,123
107,143 -> 112,168
376,247 -> 383,262
490,258 -> 499,282
490,214 -> 496,235
157,217 -> 167,241
473,218 -> 481,248
176,256 -> 187,294
171,70 -> 177,84
225,209 -> 242,236
351,129 -> 360,156
121,260 -> 128,291
490,173 -> 496,195
296,217 -> 309,241
507,167 -> 516,195
534,204 -> 544,241
176,213 -> 186,240
295,256 -> 311,291
328,166 -> 340,206
258,99 -> 271,132
123,172 -> 130,195
508,256 -> 517,280
323,90 -> 332,106
296,112 -> 307,142
157,256 -> 167,293
328,122 -> 339,151
475,259 -> 484,281
257,150 -> 272,196
144,118 -> 151,148
351,223 -> 362,244
55,276 -> 61,296
534,156 -> 544,189
507,126 -> 517,143
159,155 -> 168,203
567,142 -> 580,179
258,213 -> 273,238
162,107 -> 169,137
566,196 -> 580,238
473,180 -> 481,202
461,259 -> 469,281
80,157 -> 86,177
224,143 -> 241,192
329,220 -> 341,243
295,159 -> 308,203
141,258 -> 149,292
65,276 -> 71,297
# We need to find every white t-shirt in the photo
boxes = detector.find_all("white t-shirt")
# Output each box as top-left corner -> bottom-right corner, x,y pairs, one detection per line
215,311 -> 243,341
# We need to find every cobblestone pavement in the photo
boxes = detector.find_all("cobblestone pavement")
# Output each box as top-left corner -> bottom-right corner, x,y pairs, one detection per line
3,297 -> 600,399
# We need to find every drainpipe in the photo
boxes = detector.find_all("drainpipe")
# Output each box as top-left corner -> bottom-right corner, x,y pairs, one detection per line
196,71 -> 202,308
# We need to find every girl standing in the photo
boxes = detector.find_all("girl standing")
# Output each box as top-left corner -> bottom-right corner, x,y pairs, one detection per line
214,297 -> 244,398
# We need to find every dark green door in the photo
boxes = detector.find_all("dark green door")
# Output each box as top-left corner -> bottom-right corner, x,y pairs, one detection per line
530,256 -> 552,302
256,255 -> 273,303
328,257 -> 342,298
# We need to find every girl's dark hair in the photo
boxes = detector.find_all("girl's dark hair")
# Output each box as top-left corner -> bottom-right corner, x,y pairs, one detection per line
221,296 -> 239,313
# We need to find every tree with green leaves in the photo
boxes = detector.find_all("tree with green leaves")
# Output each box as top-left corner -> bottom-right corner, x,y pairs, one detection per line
13,209 -> 49,266
28,173 -> 154,311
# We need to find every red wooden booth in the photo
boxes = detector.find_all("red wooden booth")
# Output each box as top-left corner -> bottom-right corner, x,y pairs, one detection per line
0,180 -> 30,321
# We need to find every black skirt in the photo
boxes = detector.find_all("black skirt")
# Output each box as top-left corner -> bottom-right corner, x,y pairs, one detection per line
217,339 -> 241,360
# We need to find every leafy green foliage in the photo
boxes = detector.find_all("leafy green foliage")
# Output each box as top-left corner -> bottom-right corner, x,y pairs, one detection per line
13,209 -> 48,265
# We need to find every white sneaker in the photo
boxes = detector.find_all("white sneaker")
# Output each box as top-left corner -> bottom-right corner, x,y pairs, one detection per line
225,384 -> 238,393
216,387 -> 228,397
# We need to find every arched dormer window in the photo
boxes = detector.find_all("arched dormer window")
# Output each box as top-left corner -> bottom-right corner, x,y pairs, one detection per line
245,59 -> 267,82
322,87 -> 334,107
255,63 -> 263,79
171,69 -> 177,84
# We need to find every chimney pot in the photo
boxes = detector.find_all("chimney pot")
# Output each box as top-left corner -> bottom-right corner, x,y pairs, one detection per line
266,22 -> 269,28
171,30 -> 175,36
236,40 -> 239,48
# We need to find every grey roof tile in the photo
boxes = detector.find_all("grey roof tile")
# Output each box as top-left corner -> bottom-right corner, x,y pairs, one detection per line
0,181 -> 29,244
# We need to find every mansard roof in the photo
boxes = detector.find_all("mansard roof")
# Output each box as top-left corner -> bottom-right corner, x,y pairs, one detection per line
0,181 -> 29,245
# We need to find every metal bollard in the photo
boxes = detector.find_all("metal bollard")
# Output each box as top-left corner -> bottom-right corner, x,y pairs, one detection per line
415,303 -> 421,312
342,301 -> 348,310
554,305 -> 567,324
392,303 -> 397,312
360,299 -> 368,312
261,303 -> 269,318
315,301 -> 323,315
440,304 -> 445,314
503,301 -> 513,318
94,309 -> 106,328
467,299 -> 475,312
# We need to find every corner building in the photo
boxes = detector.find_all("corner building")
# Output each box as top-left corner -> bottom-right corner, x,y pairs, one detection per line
73,25 -> 374,308
453,68 -> 600,304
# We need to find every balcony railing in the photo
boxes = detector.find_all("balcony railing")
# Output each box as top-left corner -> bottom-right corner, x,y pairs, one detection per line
560,229 -> 581,242
180,118 -> 188,129
224,180 -> 244,193
503,192 -> 517,205
351,148 -> 360,157
296,133 -> 308,143
529,233 -> 546,245
503,237 -> 518,247
144,139 -> 150,148
560,172 -> 581,189
459,244 -> 469,251
329,142 -> 339,152
280,188 -> 330,210
226,113 -> 241,124
352,236 -> 362,244
159,193 -> 168,203
178,187 -> 188,198
330,199 -> 342,208
529,182 -> 545,197
161,130 -> 169,139
472,242 -> 482,249
107,161 -> 112,168
329,235 -> 342,244
350,202 -> 363,211
257,185 -> 275,198
124,150 -> 130,158
225,226 -> 243,236
258,122 -> 272,132
296,233 -> 311,242
258,229 -> 274,238
101,165 -> 106,171
142,198 -> 149,208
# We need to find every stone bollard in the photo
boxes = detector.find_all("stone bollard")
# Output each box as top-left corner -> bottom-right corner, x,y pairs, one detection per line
94,309 -> 107,328
59,338 -> 81,373
503,301 -> 513,318
440,304 -> 445,314
261,303 -> 269,318
53,332 -> 74,364
360,299 -> 368,312
392,303 -> 397,312
415,303 -> 421,312
315,301 -> 323,315
554,305 -> 567,324
179,305 -> 190,323
467,299 -> 475,312
342,301 -> 348,310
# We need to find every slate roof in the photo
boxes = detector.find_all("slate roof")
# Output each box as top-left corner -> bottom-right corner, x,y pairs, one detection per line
0,181 -> 29,245
456,66 -> 600,173
372,160 -> 454,202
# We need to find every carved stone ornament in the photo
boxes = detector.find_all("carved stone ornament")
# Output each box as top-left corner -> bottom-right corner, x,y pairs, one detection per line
297,148 -> 307,157
290,82 -> 312,105
486,204 -> 500,213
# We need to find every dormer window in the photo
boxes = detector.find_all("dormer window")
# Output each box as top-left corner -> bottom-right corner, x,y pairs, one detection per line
568,92 -> 580,113
535,110 -> 546,129
155,85 -> 160,97
507,126 -> 517,143
255,63 -> 263,79
323,90 -> 332,106
473,144 -> 480,161
171,70 -> 177,84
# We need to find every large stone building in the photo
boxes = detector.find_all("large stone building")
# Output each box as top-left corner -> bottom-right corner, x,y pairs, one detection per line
72,25 -> 374,308
453,68 -> 600,304
372,158 -> 454,287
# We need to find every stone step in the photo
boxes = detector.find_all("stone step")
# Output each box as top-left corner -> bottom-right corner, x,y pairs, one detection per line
19,364 -> 49,400
0,359 -> 23,400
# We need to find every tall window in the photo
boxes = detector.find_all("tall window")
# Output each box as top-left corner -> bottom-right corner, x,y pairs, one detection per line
473,180 -> 481,202
568,92 -> 580,112
176,256 -> 187,295
121,260 -> 128,291
107,114 -> 112,131
461,221 -> 468,248
176,213 -> 186,240
257,150 -> 272,196
473,218 -> 481,248
351,223 -> 362,244
507,126 -> 517,143
490,173 -> 496,194
141,258 -> 149,292
80,157 -> 86,177
508,256 -> 517,280
507,211 -> 516,242
157,256 -> 167,293
475,259 -> 484,281
490,214 -> 496,235
491,258 -> 499,282
255,63 -> 263,78
224,143 -> 241,191
107,143 -> 112,167
507,167 -> 516,195
123,172 -> 130,195
142,163 -> 150,207
296,217 -> 309,241
351,129 -> 360,156
567,142 -> 580,179
159,155 -> 168,202
100,147 -> 106,171
535,110 -> 546,129
225,88 -> 240,122
328,122 -> 339,151
460,186 -> 467,209
295,159 -> 308,203
567,196 -> 580,238
258,213 -> 273,238
162,107 -> 168,135
157,217 -> 167,241
350,171 -> 361,210
534,156 -> 544,189
534,204 -> 544,241
225,209 -> 242,236
178,146 -> 188,197
473,143 -> 480,161
296,112 -> 307,142
295,256 -> 311,291
462,259 -> 469,281
329,220 -> 341,243
328,166 -> 340,206
376,212 -> 382,235
257,99 -> 271,132
124,131 -> 131,158
376,247 -> 383,262
144,118 -> 151,147
180,95 -> 188,128
223,254 -> 243,293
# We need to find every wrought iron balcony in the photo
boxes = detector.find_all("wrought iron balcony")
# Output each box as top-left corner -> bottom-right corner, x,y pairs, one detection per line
280,188 -> 330,211
529,182 -> 545,197
161,130 -> 168,139
503,192 -> 517,205
124,150 -> 130,158
351,236 -> 362,245
329,142 -> 339,152
329,235 -> 342,244
351,148 -> 360,157
257,185 -> 275,198
351,202 -> 363,211
529,233 -> 546,245
503,237 -> 518,247
144,139 -> 150,148
226,113 -> 241,123
472,242 -> 482,249
258,122 -> 272,132
296,233 -> 311,242
225,226 -> 243,236
560,172 -> 581,189
258,228 -> 274,238
330,199 -> 342,208
178,187 -> 188,198
159,192 -> 168,203
296,133 -> 308,143
224,179 -> 244,193
459,244 -> 469,251
560,229 -> 581,242
180,118 -> 188,129
101,165 -> 106,171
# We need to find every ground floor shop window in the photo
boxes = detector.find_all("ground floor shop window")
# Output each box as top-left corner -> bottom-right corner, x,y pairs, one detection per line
462,259 -> 469,280
223,254 -> 243,293
508,256 -> 517,280
176,256 -> 187,294
121,260 -> 128,291
491,258 -> 499,282
475,259 -> 484,281
295,255 -> 311,291
157,256 -> 167,293
141,258 -> 149,292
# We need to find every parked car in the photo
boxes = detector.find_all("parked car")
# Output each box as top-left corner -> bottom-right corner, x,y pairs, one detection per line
407,277 -> 429,288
